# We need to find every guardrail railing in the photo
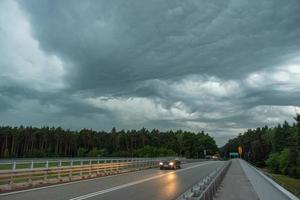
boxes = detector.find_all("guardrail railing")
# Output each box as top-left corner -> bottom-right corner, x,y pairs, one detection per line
0,157 -> 206,171
177,160 -> 231,200
0,158 -> 160,191
0,157 -> 175,171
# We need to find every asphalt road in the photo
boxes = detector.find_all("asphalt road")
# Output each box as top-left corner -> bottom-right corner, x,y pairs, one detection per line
0,161 -> 225,200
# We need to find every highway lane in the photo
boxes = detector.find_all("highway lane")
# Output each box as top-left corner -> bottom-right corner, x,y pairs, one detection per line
0,161 -> 225,200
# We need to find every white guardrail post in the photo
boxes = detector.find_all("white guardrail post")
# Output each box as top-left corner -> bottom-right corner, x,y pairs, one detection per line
89,160 -> 92,176
58,160 -> 62,180
12,161 -> 16,171
80,160 -> 83,177
69,160 -> 73,180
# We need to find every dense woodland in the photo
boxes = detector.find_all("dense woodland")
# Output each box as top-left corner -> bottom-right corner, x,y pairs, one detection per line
221,115 -> 300,178
0,127 -> 217,159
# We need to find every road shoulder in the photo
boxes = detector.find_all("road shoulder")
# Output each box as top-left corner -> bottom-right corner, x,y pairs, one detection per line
214,159 -> 259,200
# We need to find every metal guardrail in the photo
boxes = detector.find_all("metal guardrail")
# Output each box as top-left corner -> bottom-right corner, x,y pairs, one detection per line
0,157 -> 177,170
0,157 -> 160,163
0,157 -> 205,171
239,159 -> 299,200
0,158 -> 162,191
177,160 -> 231,200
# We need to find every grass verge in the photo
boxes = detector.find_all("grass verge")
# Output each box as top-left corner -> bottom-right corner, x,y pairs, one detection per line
262,168 -> 300,198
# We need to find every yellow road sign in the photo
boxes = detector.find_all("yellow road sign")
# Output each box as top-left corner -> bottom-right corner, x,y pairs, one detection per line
238,146 -> 243,155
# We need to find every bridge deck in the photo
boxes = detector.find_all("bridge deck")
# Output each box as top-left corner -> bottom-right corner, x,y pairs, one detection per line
214,159 -> 259,200
0,161 -> 224,200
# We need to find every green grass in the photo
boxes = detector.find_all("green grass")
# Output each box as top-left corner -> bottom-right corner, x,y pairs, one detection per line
0,164 -> 12,170
0,162 -> 59,170
262,168 -> 300,198
0,160 -> 103,170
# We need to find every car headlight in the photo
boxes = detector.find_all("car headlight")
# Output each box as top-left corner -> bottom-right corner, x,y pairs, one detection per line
159,162 -> 163,165
169,162 -> 174,166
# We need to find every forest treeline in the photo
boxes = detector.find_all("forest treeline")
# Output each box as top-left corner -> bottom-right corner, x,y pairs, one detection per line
0,126 -> 217,159
221,115 -> 300,178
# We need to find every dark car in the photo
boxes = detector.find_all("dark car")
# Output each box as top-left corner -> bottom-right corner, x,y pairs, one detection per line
159,159 -> 181,170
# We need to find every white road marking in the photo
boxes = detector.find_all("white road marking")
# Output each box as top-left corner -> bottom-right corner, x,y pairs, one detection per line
69,162 -> 214,200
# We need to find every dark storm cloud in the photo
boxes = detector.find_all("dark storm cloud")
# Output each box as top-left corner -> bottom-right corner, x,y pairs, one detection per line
1,0 -> 300,145
18,0 -> 300,90
0,95 -> 12,112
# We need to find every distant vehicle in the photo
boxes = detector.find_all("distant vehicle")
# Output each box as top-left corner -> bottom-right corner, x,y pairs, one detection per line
205,155 -> 212,159
159,159 -> 181,170
212,155 -> 218,160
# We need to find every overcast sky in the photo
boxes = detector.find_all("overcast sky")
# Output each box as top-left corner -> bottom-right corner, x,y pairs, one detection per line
1,0 -> 300,146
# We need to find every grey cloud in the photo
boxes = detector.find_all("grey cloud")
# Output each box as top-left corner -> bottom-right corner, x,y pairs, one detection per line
0,95 -> 12,112
1,0 -> 300,145
18,0 -> 300,91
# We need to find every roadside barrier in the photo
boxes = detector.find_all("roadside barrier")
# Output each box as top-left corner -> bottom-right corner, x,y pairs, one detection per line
177,160 -> 231,200
0,158 -> 159,191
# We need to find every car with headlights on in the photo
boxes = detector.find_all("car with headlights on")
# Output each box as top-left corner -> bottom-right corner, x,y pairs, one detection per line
159,159 -> 181,170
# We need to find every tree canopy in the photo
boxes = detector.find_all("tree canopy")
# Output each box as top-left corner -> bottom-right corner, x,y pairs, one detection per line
0,126 -> 217,159
220,114 -> 300,178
